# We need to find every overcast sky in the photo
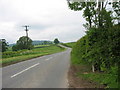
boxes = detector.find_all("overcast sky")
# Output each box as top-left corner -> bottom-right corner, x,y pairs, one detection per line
0,0 -> 86,44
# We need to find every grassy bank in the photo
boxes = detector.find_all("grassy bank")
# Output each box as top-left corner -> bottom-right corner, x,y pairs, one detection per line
1,45 -> 65,66
77,71 -> 118,88
61,42 -> 76,48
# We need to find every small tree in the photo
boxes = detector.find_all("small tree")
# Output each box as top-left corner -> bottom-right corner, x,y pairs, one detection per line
54,38 -> 59,44
12,36 -> 33,51
0,39 -> 8,52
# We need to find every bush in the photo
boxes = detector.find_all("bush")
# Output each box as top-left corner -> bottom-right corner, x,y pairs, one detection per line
12,36 -> 33,51
72,25 -> 120,71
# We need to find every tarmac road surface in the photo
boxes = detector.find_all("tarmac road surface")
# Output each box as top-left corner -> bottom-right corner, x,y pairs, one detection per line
2,47 -> 71,88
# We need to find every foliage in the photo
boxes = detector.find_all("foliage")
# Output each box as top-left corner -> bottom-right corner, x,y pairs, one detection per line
0,39 -> 8,52
72,25 -> 120,70
67,0 -> 119,88
67,0 -> 117,28
112,1 -> 120,24
12,36 -> 33,51
12,45 -> 18,51
88,26 -> 120,71
54,38 -> 59,44
71,25 -> 120,88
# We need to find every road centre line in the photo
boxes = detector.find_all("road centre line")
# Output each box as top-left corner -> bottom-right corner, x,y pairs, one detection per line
45,57 -> 53,61
11,63 -> 40,78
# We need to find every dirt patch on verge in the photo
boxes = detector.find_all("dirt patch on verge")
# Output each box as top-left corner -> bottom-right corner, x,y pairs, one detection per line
68,64 -> 105,88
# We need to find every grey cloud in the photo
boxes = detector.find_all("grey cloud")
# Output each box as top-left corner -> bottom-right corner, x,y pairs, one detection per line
0,0 -> 86,43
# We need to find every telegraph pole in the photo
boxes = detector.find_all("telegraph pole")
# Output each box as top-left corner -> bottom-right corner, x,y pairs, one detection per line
23,25 -> 30,48
23,25 -> 29,37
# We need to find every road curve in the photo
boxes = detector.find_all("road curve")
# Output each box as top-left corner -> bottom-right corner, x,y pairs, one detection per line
2,47 -> 71,88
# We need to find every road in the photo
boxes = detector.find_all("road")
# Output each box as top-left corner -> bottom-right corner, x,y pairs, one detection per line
2,47 -> 71,88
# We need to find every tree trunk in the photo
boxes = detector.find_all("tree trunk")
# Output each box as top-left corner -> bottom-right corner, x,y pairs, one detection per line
88,16 -> 92,28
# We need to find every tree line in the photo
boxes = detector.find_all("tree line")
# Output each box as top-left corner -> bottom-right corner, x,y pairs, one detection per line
1,36 -> 60,52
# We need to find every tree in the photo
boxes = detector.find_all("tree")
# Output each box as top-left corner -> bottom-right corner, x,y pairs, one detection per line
67,0 -> 114,28
67,0 -> 116,72
54,38 -> 59,44
12,45 -> 18,51
112,1 -> 120,25
12,36 -> 33,51
68,1 -> 96,28
0,39 -> 8,52
43,41 -> 48,45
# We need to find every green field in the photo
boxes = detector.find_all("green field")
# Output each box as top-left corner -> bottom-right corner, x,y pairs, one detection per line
61,42 -> 76,48
1,45 -> 65,66
34,44 -> 50,48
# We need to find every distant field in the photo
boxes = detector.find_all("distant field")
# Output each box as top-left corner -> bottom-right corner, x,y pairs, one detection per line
61,42 -> 76,48
1,45 -> 65,67
34,44 -> 50,48
7,46 -> 12,51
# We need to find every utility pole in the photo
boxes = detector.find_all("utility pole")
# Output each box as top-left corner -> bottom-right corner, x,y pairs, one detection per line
22,25 -> 30,48
23,25 -> 29,37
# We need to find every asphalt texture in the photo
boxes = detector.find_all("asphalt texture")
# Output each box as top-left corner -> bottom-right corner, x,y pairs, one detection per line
2,47 -> 71,88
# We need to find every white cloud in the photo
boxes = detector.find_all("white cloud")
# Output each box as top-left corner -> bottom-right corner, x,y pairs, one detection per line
0,0 -> 86,44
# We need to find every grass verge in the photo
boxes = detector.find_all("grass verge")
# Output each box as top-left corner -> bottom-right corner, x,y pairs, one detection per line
77,72 -> 118,88
1,45 -> 66,67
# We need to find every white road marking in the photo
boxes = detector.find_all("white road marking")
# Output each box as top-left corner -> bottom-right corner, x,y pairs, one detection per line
11,63 -> 40,78
45,57 -> 52,61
